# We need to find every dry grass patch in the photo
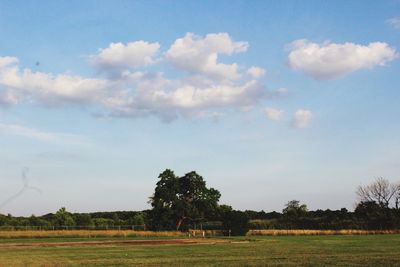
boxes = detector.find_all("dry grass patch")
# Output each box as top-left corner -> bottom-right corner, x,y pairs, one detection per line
248,229 -> 400,236
0,230 -> 187,239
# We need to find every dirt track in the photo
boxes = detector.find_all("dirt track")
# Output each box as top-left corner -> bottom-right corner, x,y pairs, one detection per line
0,238 -> 231,248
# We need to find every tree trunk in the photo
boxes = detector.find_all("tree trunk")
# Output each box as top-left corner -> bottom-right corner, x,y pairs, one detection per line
176,218 -> 184,231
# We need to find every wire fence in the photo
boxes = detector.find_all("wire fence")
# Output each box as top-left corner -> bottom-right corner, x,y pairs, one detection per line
0,225 -> 147,231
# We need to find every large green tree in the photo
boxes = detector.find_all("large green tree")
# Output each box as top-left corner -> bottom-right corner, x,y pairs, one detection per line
149,169 -> 221,230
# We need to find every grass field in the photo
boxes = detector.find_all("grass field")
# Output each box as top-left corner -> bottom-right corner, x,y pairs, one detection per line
0,234 -> 399,266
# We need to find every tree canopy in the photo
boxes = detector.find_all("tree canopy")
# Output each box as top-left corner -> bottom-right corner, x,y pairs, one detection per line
149,169 -> 221,230
282,200 -> 308,218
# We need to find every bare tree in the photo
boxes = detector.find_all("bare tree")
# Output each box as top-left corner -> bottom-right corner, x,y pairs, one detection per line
394,182 -> 400,210
357,177 -> 400,209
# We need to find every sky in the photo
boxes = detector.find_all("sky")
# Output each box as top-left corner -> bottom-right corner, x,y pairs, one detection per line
0,0 -> 399,216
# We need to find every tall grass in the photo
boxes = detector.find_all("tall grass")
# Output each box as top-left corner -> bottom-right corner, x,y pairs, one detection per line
248,229 -> 400,236
0,230 -> 187,239
0,229 -> 398,239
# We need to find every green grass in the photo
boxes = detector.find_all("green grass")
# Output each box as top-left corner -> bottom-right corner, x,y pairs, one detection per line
0,235 -> 399,266
0,235 -> 183,244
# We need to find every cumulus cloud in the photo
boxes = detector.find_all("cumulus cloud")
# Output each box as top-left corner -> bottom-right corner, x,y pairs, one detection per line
264,107 -> 284,121
386,17 -> 400,29
247,66 -> 266,78
0,33 -> 276,121
0,89 -> 19,106
292,109 -> 312,128
0,58 -> 109,106
191,111 -> 224,122
166,32 -> 248,80
287,39 -> 398,79
100,74 -> 265,121
0,56 -> 18,68
89,41 -> 160,71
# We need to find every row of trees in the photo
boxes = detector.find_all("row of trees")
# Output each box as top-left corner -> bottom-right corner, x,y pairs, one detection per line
0,208 -> 146,229
146,172 -> 400,232
0,171 -> 399,234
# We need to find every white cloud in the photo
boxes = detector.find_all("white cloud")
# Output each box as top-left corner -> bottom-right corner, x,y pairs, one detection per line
0,57 -> 109,106
166,32 -> 248,80
191,111 -> 224,122
89,41 -> 160,71
287,39 -> 398,79
247,66 -> 266,78
0,33 -> 275,122
264,107 -> 284,121
0,89 -> 19,106
166,81 -> 263,109
387,17 -> 400,29
100,75 -> 265,121
292,109 -> 312,128
0,56 -> 18,68
93,33 -> 267,120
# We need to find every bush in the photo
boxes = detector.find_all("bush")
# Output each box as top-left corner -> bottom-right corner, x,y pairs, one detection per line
221,210 -> 249,236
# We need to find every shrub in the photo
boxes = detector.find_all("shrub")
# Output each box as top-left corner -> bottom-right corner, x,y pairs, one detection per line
221,210 -> 249,236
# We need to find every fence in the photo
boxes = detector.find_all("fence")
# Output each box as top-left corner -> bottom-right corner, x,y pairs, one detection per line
0,225 -> 146,231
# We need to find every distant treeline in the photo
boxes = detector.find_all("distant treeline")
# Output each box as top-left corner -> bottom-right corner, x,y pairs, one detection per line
1,171 -> 399,234
1,203 -> 399,231
0,208 -> 147,230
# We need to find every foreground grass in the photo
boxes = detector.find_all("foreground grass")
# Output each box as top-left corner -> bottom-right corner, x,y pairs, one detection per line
0,235 -> 399,266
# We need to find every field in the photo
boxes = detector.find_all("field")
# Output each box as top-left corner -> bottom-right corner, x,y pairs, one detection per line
0,233 -> 399,266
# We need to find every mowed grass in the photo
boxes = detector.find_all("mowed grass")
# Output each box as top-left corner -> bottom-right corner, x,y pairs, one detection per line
0,235 -> 399,266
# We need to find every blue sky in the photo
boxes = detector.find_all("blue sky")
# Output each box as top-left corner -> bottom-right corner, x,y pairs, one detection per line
0,0 -> 399,216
